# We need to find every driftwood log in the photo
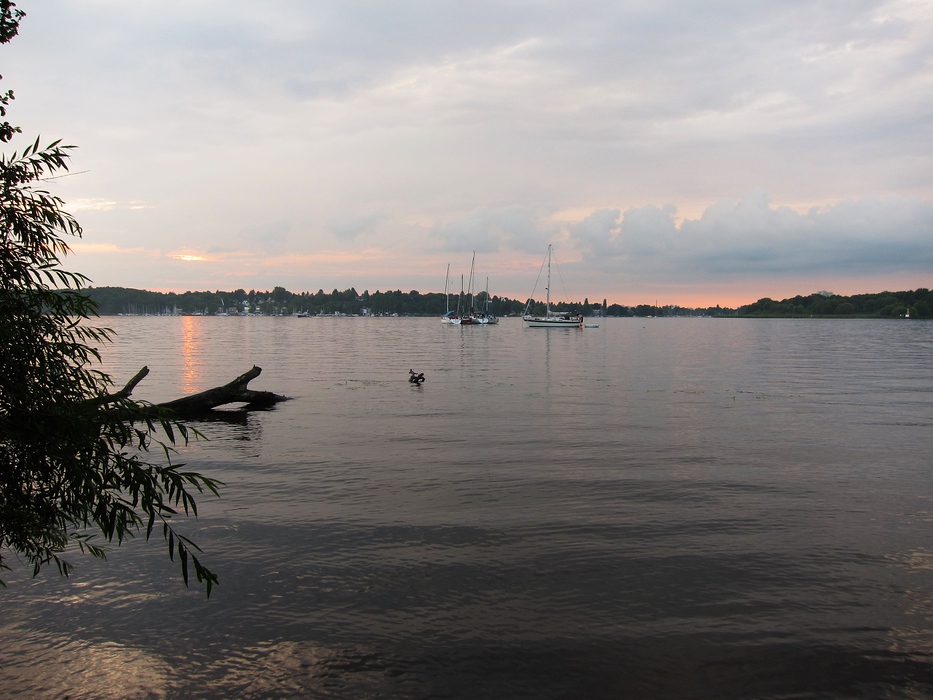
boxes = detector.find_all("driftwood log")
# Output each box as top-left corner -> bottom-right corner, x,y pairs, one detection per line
109,365 -> 289,418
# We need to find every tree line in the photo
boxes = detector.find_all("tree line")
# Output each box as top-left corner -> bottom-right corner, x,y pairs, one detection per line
82,285 -> 933,319
84,285 -> 524,316
83,286 -> 741,318
739,289 -> 931,318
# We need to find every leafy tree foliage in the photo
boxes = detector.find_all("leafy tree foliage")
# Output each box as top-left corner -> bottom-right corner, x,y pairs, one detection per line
1,4 -> 220,594
740,290 -> 933,318
0,1 -> 24,144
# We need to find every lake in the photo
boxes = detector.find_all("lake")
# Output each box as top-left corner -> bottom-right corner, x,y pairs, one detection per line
2,316 -> 933,698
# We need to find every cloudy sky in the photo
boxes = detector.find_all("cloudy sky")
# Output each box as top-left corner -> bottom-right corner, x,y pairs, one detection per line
4,0 -> 932,307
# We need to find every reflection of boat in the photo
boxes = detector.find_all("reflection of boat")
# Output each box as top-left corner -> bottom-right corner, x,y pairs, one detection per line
522,245 -> 583,328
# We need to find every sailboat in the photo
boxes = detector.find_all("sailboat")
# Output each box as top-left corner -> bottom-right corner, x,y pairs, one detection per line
522,245 -> 583,328
471,277 -> 499,324
464,255 -> 498,325
444,254 -> 499,325
446,274 -> 466,325
441,264 -> 457,324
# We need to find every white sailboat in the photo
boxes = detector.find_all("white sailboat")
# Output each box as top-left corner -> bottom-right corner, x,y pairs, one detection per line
444,254 -> 499,325
471,276 -> 499,324
446,274 -> 465,325
522,245 -> 583,328
441,264 -> 456,324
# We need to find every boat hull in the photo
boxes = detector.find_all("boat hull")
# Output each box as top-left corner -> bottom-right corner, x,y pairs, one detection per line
445,315 -> 498,325
522,316 -> 582,328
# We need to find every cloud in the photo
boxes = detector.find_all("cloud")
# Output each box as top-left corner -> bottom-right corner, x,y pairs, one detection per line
67,198 -> 151,212
327,212 -> 382,240
571,205 -> 681,262
230,221 -> 293,254
568,192 -> 933,281
433,206 -> 556,254
69,241 -> 158,257
6,1 -> 933,304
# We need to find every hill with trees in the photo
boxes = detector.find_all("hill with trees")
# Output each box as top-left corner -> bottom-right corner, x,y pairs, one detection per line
739,289 -> 930,318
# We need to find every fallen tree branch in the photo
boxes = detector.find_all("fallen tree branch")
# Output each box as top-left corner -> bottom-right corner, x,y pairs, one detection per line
99,365 -> 289,418
115,366 -> 151,401
87,366 -> 152,408
156,366 -> 289,416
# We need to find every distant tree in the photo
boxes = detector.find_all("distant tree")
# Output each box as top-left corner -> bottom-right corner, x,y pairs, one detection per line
634,304 -> 654,317
1,6 -> 220,594
836,302 -> 855,315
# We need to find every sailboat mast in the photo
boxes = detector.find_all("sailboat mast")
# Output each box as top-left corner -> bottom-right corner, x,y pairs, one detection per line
444,263 -> 450,314
545,245 -> 552,314
468,252 -> 476,314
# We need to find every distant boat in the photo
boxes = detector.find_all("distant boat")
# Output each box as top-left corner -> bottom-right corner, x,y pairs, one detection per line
471,276 -> 499,325
444,255 -> 498,325
441,264 -> 457,324
447,273 -> 466,324
522,245 -> 583,328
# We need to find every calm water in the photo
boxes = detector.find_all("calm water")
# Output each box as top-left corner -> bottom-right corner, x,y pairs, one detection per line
3,316 -> 933,698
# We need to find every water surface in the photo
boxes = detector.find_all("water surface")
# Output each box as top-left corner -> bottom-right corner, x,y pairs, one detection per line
2,317 -> 933,698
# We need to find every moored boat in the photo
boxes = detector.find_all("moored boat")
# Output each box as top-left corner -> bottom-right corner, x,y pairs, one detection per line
523,311 -> 583,328
444,256 -> 499,325
470,276 -> 498,324
441,264 -> 457,324
522,245 -> 583,328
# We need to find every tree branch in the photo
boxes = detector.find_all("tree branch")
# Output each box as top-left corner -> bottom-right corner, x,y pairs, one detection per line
156,365 -> 288,416
102,365 -> 288,417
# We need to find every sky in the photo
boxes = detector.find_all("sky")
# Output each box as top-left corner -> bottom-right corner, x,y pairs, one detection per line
3,0 -> 932,308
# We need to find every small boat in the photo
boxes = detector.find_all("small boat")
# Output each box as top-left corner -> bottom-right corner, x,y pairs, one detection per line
522,245 -> 583,328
